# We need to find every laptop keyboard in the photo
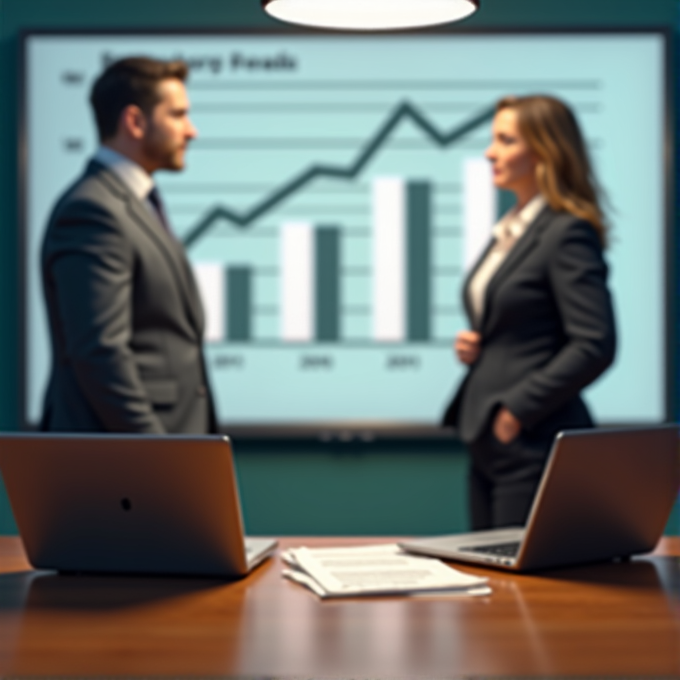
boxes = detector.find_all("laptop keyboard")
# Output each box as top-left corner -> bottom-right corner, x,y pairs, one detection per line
459,541 -> 521,558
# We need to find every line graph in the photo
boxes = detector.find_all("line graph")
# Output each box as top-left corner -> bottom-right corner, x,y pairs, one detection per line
183,101 -> 496,246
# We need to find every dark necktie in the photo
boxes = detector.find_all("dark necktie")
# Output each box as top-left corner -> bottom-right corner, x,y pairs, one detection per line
147,186 -> 172,234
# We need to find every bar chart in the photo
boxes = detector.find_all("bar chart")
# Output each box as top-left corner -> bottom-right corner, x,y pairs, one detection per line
190,170 -> 491,347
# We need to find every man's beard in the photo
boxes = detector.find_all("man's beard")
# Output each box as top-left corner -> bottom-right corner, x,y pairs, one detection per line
142,133 -> 185,171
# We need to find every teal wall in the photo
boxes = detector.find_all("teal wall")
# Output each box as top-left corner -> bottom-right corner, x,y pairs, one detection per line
235,440 -> 468,536
1,0 -> 679,536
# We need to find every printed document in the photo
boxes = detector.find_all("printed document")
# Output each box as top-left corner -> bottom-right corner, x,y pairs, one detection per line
281,543 -> 490,598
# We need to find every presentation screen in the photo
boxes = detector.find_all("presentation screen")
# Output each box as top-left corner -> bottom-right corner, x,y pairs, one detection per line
22,30 -> 670,432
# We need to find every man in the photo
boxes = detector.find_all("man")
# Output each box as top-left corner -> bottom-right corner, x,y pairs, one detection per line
40,57 -> 217,434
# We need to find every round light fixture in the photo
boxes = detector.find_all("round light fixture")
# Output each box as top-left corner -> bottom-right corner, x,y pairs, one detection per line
262,0 -> 480,31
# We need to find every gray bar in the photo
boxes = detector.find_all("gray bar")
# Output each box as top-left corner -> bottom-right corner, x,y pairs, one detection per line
497,189 -> 516,219
315,227 -> 340,342
407,181 -> 431,341
227,267 -> 251,342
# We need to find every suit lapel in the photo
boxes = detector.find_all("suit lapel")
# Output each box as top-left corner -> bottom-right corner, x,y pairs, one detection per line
462,238 -> 496,329
127,195 -> 205,335
479,205 -> 554,332
91,162 -> 205,338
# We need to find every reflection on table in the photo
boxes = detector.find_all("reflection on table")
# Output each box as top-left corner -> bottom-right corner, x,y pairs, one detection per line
1,536 -> 680,676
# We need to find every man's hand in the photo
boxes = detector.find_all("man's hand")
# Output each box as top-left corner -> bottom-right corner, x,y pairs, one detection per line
493,406 -> 522,444
454,330 -> 482,365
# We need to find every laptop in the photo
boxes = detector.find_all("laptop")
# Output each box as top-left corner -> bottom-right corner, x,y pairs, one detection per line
400,426 -> 680,572
0,433 -> 277,578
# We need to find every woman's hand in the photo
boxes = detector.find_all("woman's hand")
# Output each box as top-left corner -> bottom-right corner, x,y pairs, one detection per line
493,407 -> 522,444
454,330 -> 482,365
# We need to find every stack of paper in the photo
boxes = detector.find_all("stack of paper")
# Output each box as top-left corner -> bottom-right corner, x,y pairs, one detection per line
282,543 -> 491,598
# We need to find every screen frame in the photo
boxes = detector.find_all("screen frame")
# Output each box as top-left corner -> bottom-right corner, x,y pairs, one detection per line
18,26 -> 676,439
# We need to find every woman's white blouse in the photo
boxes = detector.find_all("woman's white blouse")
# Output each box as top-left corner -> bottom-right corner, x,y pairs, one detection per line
468,194 -> 547,327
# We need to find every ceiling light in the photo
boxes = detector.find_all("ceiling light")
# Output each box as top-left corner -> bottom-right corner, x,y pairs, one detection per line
262,0 -> 480,32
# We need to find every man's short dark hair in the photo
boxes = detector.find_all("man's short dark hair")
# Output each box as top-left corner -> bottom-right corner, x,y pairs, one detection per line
90,57 -> 189,141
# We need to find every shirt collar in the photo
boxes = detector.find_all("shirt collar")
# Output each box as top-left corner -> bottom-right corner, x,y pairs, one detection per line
492,194 -> 547,240
93,146 -> 154,201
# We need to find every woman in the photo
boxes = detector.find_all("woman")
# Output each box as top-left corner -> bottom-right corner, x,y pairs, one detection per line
443,95 -> 616,530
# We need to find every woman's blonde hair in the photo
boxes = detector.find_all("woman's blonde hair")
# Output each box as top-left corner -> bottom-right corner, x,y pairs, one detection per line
497,95 -> 608,246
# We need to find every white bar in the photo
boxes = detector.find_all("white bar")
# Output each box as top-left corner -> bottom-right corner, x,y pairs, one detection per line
463,158 -> 497,271
280,222 -> 314,342
372,177 -> 406,341
192,263 -> 225,343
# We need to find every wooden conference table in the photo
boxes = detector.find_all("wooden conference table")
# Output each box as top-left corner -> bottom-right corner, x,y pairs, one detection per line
1,535 -> 680,677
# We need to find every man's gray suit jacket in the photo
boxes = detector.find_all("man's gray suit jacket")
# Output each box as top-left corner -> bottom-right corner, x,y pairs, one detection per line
41,160 -> 217,434
443,206 -> 617,444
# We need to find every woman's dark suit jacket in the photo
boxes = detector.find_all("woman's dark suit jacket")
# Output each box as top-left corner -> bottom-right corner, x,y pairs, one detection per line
443,205 -> 616,444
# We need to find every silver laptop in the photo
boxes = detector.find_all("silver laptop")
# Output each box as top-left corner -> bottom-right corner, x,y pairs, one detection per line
400,426 -> 680,571
0,433 -> 277,578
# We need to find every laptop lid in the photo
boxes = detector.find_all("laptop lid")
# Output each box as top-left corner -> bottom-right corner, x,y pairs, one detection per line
400,425 -> 680,571
0,433 -> 276,578
516,425 -> 680,570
